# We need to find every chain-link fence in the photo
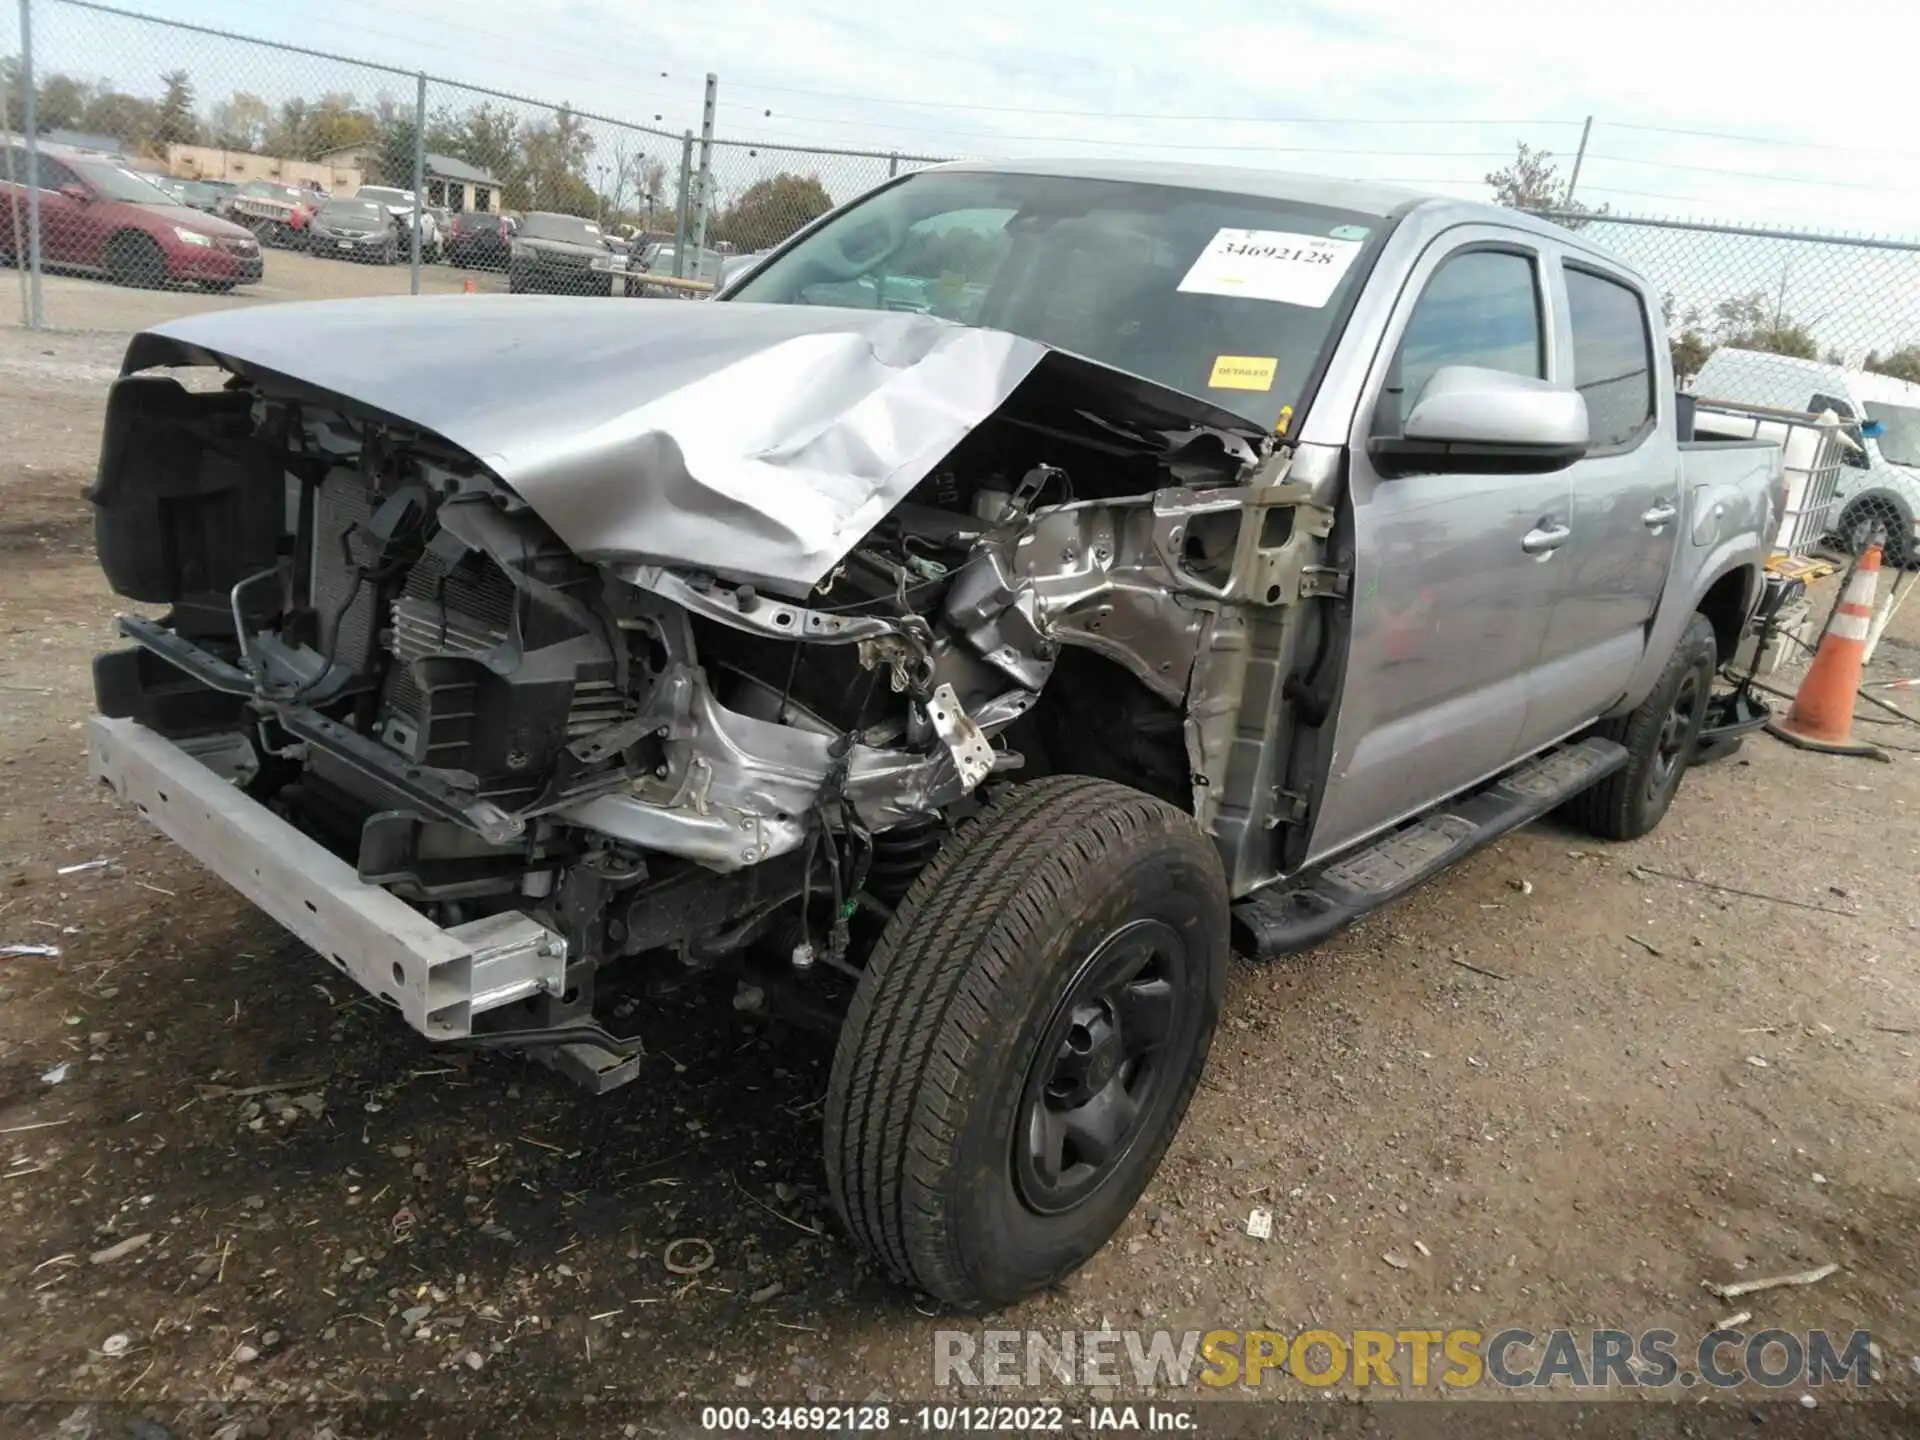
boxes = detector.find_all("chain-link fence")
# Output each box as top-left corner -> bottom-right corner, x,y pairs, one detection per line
4,0 -> 1920,566
1,0 -> 938,322
1528,213 -> 1920,568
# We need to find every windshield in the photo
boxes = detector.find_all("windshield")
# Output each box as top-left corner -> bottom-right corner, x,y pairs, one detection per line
730,169 -> 1382,428
1864,401 -> 1920,468
245,182 -> 303,201
358,187 -> 415,208
322,200 -> 388,225
69,160 -> 180,205
521,213 -> 603,244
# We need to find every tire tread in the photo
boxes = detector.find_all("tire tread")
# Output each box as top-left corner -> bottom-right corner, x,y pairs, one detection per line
825,776 -> 1219,1304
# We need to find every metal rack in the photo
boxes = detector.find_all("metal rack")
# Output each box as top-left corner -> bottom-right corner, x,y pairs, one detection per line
1688,397 -> 1852,559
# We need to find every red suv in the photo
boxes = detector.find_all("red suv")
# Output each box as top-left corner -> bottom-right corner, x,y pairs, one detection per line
1,143 -> 263,290
445,212 -> 512,270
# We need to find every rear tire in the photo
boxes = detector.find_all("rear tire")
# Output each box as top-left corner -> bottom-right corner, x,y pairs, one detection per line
1566,613 -> 1717,841
824,776 -> 1229,1309
105,230 -> 164,288
1836,497 -> 1912,570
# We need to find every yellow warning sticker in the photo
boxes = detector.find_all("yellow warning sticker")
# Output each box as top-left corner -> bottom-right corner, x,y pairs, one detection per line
1209,355 -> 1278,392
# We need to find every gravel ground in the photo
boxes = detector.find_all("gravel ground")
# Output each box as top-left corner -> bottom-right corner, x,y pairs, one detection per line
3,246 -> 514,334
2,326 -> 1918,1438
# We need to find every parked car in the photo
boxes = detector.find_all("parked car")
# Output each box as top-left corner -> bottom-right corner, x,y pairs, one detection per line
80,159 -> 1780,1310
635,240 -> 724,282
507,210 -> 619,295
351,186 -> 440,261
174,179 -> 237,215
444,211 -> 512,270
712,250 -> 768,293
219,180 -> 314,248
0,141 -> 262,289
622,241 -> 725,298
306,197 -> 399,264
1691,348 -> 1920,568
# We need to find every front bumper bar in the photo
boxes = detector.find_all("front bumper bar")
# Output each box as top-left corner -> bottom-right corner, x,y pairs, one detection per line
85,715 -> 567,1041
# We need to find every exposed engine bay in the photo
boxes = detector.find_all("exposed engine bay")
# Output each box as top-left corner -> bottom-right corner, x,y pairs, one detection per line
88,302 -> 1340,1087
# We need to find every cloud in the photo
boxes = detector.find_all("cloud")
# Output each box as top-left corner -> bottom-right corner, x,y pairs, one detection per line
28,0 -> 1920,232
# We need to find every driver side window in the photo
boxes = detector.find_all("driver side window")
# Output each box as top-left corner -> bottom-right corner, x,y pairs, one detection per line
801,207 -> 1013,320
1809,391 -> 1869,468
1373,248 -> 1543,436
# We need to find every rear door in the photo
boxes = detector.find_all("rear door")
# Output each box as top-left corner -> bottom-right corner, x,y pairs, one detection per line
1311,229 -> 1573,862
1525,258 -> 1672,745
2,146 -> 87,267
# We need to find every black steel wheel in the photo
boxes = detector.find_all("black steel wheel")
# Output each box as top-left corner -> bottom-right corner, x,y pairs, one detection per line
1565,612 -> 1717,841
824,776 -> 1228,1309
1015,917 -> 1194,1215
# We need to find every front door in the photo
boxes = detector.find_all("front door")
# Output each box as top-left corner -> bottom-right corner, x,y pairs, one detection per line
1310,231 -> 1573,864
1525,258 -> 1676,746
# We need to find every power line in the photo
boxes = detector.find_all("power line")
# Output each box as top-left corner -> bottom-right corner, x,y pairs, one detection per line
721,80 -> 1580,126
150,0 -> 702,116
1588,153 -> 1919,194
720,107 -> 1518,157
1605,121 -> 1920,160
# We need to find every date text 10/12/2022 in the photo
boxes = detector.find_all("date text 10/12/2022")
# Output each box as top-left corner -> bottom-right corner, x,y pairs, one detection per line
700,1405 -> 1197,1432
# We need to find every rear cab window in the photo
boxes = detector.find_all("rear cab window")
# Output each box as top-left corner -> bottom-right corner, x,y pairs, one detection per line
1564,265 -> 1656,452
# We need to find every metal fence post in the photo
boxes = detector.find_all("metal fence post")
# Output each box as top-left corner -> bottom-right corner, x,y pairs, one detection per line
673,129 -> 692,279
1565,115 -> 1593,207
17,0 -> 45,329
409,71 -> 425,294
688,73 -> 715,278
888,151 -> 900,179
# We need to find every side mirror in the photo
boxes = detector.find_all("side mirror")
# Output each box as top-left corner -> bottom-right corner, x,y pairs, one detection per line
59,184 -> 91,203
1371,365 -> 1589,476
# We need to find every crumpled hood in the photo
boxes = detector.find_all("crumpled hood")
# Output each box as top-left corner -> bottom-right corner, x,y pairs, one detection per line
123,297 -> 1261,594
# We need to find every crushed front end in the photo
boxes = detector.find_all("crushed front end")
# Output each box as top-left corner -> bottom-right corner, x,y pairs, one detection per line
86,301 -> 1331,1089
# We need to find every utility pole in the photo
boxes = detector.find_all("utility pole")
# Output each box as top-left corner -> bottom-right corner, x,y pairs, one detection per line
18,0 -> 46,328
409,72 -> 425,294
689,72 -> 716,278
1564,115 -> 1593,208
673,130 -> 692,278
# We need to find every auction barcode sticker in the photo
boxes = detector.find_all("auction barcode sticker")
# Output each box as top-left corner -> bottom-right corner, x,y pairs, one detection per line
1178,228 -> 1363,308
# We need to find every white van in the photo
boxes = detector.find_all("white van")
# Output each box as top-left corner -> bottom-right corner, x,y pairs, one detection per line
1690,349 -> 1920,567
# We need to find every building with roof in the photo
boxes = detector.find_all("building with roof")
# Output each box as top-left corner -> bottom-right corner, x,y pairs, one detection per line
422,153 -> 502,213
314,146 -> 502,212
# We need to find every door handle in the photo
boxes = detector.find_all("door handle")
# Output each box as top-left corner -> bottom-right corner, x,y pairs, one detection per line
1642,501 -> 1678,529
1522,523 -> 1571,556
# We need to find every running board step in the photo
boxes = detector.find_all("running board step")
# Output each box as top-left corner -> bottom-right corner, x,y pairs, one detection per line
1231,736 -> 1629,960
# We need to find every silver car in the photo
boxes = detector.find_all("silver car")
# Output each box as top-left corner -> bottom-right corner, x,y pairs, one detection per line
83,159 -> 1777,1310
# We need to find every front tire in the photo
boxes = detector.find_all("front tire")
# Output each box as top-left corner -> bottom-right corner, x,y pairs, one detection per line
105,230 -> 164,288
824,776 -> 1229,1309
1836,497 -> 1912,570
1566,612 -> 1716,841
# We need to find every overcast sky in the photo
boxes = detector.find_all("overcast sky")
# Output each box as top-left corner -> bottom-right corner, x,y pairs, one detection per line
18,0 -> 1920,234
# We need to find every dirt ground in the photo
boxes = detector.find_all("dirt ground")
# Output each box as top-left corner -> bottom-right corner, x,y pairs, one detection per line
4,244 -> 638,334
2,319 -> 1919,1438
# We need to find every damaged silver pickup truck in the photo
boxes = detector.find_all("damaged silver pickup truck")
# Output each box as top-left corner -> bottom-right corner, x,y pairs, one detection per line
85,160 -> 1782,1307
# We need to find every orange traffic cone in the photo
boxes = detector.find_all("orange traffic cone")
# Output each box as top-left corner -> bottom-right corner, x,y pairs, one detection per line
1767,544 -> 1888,759
462,277 -> 475,294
